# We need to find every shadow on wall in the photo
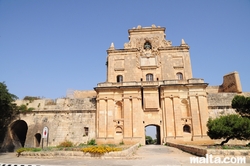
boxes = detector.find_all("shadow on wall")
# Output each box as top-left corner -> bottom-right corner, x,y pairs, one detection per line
0,120 -> 28,152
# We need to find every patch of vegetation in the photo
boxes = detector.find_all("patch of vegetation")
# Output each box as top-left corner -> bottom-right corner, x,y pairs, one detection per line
145,135 -> 156,144
232,95 -> 250,117
16,147 -> 41,157
18,104 -> 35,113
15,141 -> 130,157
77,143 -> 88,147
23,96 -> 40,103
207,114 -> 250,145
45,100 -> 56,105
57,140 -> 74,147
81,145 -> 121,155
87,139 -> 96,145
0,82 -> 19,142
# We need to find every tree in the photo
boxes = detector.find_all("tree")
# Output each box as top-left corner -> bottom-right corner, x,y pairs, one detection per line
145,136 -> 154,144
232,95 -> 250,117
207,114 -> 250,145
0,82 -> 18,142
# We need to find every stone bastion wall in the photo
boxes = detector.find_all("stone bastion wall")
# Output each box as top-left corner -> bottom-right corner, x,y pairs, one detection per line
208,92 -> 250,119
2,92 -> 250,151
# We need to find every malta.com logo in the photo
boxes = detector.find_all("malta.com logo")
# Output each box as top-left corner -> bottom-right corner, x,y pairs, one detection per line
190,154 -> 246,164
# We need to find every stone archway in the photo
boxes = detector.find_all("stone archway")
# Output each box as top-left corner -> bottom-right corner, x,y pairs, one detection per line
10,120 -> 28,148
145,125 -> 161,145
34,133 -> 41,147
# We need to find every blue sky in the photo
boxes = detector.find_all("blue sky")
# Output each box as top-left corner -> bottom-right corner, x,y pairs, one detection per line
1,0 -> 250,100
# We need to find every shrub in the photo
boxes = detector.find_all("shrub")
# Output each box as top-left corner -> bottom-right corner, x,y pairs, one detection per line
78,143 -> 87,147
87,139 -> 96,145
81,145 -> 121,155
207,114 -> 250,145
23,96 -> 40,102
57,140 -> 73,147
16,147 -> 31,157
18,104 -> 35,113
31,147 -> 42,152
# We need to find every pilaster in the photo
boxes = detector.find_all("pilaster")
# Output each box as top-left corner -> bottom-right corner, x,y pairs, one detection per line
197,95 -> 209,137
123,98 -> 132,138
189,95 -> 202,137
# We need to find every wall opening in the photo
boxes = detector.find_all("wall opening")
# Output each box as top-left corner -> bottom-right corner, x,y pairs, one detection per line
84,127 -> 89,136
145,125 -> 160,145
10,120 -> 28,147
183,125 -> 191,133
34,133 -> 41,147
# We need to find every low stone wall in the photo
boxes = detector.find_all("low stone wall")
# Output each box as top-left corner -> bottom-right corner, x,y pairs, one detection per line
166,142 -> 206,157
166,142 -> 250,158
21,143 -> 139,159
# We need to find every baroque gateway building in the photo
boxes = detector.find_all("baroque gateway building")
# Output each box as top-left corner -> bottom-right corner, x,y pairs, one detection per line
1,25 -> 246,151
96,25 -> 210,145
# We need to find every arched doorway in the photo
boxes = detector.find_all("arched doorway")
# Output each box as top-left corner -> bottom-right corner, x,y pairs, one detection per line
34,133 -> 41,147
145,125 -> 160,145
10,120 -> 28,147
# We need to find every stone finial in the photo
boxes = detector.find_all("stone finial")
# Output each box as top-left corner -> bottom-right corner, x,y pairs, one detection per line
181,39 -> 188,46
152,24 -> 156,28
109,42 -> 115,50
137,25 -> 142,29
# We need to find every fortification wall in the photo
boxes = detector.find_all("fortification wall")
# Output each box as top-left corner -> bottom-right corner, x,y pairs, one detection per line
21,110 -> 96,147
15,98 -> 96,111
207,92 -> 250,119
1,98 -> 97,151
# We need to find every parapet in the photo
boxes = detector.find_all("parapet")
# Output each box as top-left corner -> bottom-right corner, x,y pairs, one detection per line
219,71 -> 242,93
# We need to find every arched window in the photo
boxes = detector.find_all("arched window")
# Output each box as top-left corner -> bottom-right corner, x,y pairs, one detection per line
183,125 -> 191,133
117,75 -> 123,82
146,74 -> 153,81
176,72 -> 183,80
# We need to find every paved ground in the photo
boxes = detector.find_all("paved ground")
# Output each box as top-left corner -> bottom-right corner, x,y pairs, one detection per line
0,145 -> 249,166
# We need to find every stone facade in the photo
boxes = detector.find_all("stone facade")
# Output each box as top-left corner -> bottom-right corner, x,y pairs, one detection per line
95,25 -> 211,145
1,25 -> 247,151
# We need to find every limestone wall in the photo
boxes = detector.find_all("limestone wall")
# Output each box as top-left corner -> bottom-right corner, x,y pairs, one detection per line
207,92 -> 250,119
1,97 -> 97,151
21,110 -> 95,147
15,98 -> 96,111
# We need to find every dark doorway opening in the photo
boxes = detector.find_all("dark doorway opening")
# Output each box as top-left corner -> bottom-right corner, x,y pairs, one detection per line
34,133 -> 41,147
183,124 -> 191,133
11,120 -> 28,147
145,125 -> 160,145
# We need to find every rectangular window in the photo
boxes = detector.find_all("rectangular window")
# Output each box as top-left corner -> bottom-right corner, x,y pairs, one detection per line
84,127 -> 89,136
